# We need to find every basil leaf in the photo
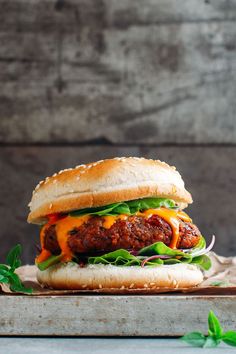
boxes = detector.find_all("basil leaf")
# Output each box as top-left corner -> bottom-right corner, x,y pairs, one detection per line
0,264 -> 9,271
0,245 -> 32,294
222,331 -> 236,346
0,268 -> 10,276
181,332 -> 206,347
0,274 -> 8,283
210,280 -> 231,287
203,336 -> 220,348
208,311 -> 223,339
8,272 -> 32,294
6,244 -> 22,271
191,255 -> 211,271
70,198 -> 176,217
37,254 -> 62,271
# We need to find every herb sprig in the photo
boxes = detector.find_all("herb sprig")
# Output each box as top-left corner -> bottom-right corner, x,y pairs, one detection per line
0,244 -> 32,294
181,311 -> 236,348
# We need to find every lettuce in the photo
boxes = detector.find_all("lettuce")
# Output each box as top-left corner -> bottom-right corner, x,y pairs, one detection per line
70,198 -> 177,217
88,236 -> 211,271
37,236 -> 211,271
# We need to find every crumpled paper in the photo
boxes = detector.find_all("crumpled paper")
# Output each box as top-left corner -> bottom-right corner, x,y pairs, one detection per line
1,252 -> 236,295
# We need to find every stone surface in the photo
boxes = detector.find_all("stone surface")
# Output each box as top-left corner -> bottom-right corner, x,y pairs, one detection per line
0,145 -> 235,263
0,337 -> 232,354
0,0 -> 236,143
0,295 -> 235,336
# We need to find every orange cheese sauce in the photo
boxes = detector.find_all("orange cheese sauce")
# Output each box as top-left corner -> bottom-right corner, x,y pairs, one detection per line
103,215 -> 128,229
138,208 -> 191,249
36,208 -> 192,263
55,215 -> 90,261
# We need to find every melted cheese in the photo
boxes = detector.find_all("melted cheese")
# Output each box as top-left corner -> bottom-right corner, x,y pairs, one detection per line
139,208 -> 191,249
55,215 -> 90,261
36,207 -> 192,263
103,215 -> 128,229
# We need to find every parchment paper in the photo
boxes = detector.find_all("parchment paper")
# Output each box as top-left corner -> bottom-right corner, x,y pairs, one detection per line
1,252 -> 236,295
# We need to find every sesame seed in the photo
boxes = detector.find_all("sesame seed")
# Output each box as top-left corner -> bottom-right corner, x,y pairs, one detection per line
129,283 -> 134,288
49,203 -> 52,209
82,284 -> 87,288
99,284 -> 102,289
144,284 -> 148,288
120,285 -> 125,290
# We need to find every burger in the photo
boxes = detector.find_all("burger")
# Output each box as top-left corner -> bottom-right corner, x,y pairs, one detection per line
28,157 -> 214,290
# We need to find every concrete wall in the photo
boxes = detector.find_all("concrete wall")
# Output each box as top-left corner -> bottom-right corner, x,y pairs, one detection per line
0,0 -> 235,262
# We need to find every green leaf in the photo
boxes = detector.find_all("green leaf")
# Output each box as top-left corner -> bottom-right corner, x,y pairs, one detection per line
127,198 -> 176,214
191,255 -> 211,271
222,331 -> 236,346
8,272 -> 32,294
181,332 -> 206,347
203,336 -> 220,348
88,249 -> 141,266
0,274 -> 8,283
138,241 -> 191,260
10,282 -> 33,294
6,244 -> 22,271
0,245 -> 32,294
37,254 -> 62,271
191,236 -> 206,252
210,280 -> 231,287
208,311 -> 223,339
70,198 -> 176,217
0,264 -> 9,271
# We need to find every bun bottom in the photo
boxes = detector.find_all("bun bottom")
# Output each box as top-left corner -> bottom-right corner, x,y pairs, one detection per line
37,263 -> 203,290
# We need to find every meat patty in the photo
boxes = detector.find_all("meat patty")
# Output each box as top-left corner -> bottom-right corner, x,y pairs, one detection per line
43,215 -> 201,255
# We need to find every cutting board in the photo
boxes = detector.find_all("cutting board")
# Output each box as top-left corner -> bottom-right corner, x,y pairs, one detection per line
1,293 -> 235,336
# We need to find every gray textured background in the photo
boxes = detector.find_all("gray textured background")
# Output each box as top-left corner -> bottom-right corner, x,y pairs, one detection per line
0,0 -> 236,263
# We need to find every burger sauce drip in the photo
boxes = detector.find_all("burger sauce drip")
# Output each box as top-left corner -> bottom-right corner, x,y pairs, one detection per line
55,215 -> 90,261
36,223 -> 52,263
36,213 -> 67,263
139,208 -> 192,249
103,215 -> 128,229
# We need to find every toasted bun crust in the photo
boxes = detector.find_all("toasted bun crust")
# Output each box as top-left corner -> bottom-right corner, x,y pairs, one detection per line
37,263 -> 203,290
28,157 -> 192,224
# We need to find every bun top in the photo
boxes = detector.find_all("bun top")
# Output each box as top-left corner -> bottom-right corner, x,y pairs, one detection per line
28,157 -> 192,224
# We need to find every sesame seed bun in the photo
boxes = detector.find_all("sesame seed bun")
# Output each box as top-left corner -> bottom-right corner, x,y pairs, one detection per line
28,157 -> 192,224
37,263 -> 203,290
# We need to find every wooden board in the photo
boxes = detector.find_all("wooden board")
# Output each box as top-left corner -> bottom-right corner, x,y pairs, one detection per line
0,294 -> 235,336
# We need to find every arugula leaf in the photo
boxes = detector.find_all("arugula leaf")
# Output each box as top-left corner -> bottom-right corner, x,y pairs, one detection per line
222,331 -> 236,346
181,311 -> 236,348
0,244 -> 32,294
180,332 -> 206,347
208,310 -> 223,338
70,198 -> 176,217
